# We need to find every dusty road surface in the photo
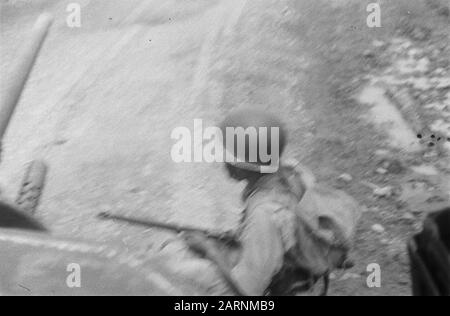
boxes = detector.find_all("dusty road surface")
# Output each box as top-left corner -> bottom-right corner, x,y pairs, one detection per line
1,0 -> 449,295
1,0 -> 252,244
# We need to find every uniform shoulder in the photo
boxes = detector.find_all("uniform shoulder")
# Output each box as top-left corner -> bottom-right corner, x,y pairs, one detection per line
281,158 -> 316,190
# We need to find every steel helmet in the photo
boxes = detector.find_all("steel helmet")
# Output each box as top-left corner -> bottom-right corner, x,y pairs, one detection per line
220,107 -> 286,173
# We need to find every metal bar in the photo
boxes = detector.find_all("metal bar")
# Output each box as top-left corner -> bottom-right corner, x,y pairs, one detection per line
0,13 -> 53,140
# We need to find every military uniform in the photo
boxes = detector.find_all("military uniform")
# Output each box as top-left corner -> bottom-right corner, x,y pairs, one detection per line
228,163 -> 303,295
228,161 -> 358,296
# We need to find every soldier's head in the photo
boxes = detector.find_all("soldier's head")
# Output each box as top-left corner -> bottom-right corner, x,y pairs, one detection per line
220,107 -> 286,182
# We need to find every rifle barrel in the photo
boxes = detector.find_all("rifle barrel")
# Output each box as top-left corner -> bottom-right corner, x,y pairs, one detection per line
97,212 -> 237,243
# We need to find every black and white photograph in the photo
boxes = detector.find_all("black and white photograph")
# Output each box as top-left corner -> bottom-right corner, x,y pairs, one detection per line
0,0 -> 449,300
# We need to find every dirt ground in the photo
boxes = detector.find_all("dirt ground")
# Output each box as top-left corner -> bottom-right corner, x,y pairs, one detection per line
0,0 -> 449,295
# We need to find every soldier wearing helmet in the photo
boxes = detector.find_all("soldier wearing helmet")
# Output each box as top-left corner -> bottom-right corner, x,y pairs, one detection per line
184,106 -> 360,296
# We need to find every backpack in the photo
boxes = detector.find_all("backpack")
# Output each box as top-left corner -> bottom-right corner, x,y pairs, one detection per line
294,183 -> 361,270
267,162 -> 361,295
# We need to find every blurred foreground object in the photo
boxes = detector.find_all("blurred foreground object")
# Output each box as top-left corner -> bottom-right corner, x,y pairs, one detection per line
0,13 -> 52,229
0,200 -> 46,232
0,202 -> 181,295
0,13 -> 53,141
0,227 -> 177,295
16,160 -> 47,215
0,14 -> 180,296
408,207 -> 450,296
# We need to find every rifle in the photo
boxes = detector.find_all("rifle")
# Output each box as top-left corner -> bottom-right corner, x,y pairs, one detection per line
97,212 -> 239,246
98,211 -> 245,295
